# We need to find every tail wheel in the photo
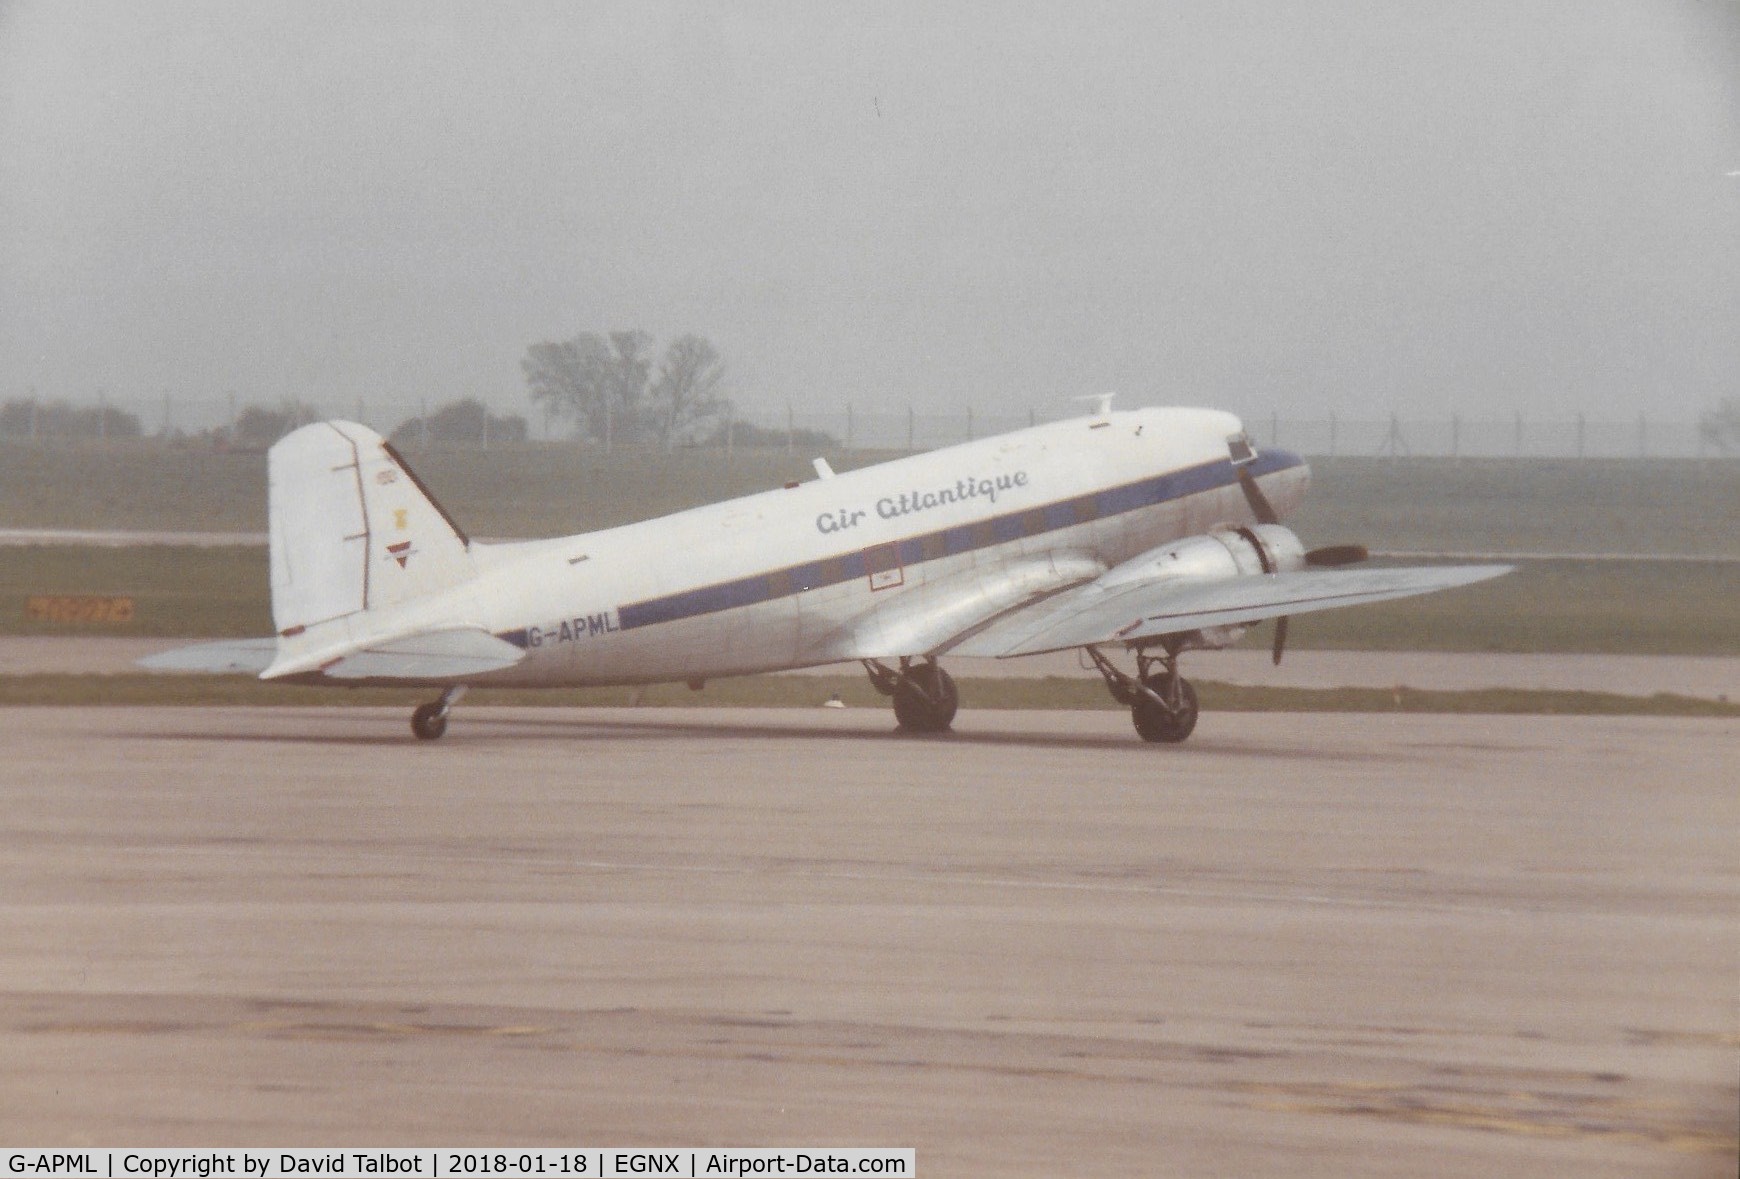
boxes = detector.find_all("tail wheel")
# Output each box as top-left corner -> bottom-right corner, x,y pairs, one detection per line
1131,675 -> 1198,744
893,663 -> 959,733
411,702 -> 449,741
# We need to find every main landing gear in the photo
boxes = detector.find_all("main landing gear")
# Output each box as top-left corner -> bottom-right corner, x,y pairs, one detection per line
411,685 -> 467,741
1086,644 -> 1199,744
862,648 -> 1197,743
863,657 -> 959,734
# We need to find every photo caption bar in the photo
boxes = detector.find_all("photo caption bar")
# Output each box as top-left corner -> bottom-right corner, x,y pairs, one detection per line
3,1152 -> 914,1179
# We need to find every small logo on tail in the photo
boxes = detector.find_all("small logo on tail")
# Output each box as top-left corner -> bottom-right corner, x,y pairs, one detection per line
386,541 -> 414,569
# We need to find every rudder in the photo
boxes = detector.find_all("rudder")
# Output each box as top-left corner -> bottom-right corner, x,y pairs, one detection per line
268,421 -> 475,635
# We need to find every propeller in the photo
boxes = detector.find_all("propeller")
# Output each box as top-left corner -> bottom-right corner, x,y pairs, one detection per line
1235,454 -> 1368,664
1235,465 -> 1281,525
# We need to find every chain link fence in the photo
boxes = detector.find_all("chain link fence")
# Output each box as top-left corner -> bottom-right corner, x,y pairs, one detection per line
0,392 -> 1729,459
762,406 -> 1723,459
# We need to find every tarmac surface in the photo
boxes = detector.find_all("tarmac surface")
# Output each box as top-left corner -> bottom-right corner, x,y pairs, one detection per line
0,706 -> 1735,1176
5,636 -> 1739,699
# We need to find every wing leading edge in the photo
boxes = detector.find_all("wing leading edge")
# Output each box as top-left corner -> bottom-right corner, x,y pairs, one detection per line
949,564 -> 1514,658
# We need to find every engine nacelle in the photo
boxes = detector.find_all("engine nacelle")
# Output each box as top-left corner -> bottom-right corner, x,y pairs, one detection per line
1094,524 -> 1306,652
1097,523 -> 1306,589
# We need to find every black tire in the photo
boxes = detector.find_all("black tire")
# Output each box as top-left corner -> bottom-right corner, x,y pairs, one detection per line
893,664 -> 959,733
411,702 -> 449,741
1131,675 -> 1198,744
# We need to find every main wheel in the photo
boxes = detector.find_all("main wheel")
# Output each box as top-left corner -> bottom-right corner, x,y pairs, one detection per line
411,702 -> 449,741
892,664 -> 959,733
1131,675 -> 1198,743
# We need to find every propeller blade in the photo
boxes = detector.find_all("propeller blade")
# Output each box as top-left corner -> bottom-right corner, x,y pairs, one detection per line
1236,465 -> 1282,525
1271,615 -> 1289,666
1304,543 -> 1370,567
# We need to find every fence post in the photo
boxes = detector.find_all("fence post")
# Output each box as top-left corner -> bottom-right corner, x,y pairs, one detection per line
1379,412 -> 1408,459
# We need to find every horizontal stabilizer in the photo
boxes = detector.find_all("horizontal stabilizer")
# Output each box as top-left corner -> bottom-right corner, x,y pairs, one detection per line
138,638 -> 278,675
954,564 -> 1513,657
307,627 -> 527,681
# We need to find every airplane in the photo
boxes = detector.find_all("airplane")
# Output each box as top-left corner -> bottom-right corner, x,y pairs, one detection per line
142,403 -> 1510,742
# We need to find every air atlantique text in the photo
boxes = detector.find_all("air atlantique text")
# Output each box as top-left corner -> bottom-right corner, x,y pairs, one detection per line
815,470 -> 1030,534
2,1152 -> 913,1179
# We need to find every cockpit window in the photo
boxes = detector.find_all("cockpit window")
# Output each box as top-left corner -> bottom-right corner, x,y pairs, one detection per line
1226,432 -> 1257,466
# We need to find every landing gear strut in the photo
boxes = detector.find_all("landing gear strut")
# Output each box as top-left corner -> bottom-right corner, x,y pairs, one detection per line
863,657 -> 958,734
411,685 -> 467,741
1086,644 -> 1199,744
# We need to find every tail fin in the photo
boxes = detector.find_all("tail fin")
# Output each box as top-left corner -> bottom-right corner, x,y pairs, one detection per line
268,421 -> 475,635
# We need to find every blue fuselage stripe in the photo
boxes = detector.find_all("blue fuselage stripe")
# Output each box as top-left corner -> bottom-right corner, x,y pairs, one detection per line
604,450 -> 1303,634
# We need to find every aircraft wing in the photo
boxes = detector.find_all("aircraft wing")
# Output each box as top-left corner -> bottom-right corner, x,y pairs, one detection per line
950,564 -> 1513,658
138,638 -> 279,675
808,553 -> 1106,662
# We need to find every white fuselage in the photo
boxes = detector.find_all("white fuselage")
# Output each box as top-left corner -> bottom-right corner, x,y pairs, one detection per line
411,407 -> 1308,687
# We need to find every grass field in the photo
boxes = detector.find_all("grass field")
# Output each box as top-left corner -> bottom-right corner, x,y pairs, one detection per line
4,441 -> 1736,656
5,440 -> 1737,555
3,672 -> 1734,717
2,544 -> 1736,655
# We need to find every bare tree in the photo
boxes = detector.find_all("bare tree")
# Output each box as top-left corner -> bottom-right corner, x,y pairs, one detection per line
522,330 -> 656,442
523,336 -> 604,438
603,329 -> 654,442
649,334 -> 727,449
524,329 -> 724,446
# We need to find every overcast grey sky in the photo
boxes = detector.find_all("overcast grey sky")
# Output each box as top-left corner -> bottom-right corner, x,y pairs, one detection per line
2,1 -> 1737,424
